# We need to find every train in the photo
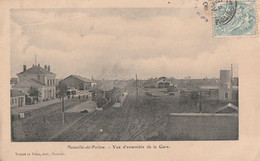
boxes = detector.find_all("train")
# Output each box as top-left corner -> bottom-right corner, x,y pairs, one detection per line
92,87 -> 120,108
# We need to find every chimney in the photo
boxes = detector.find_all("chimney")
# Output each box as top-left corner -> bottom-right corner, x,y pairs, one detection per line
23,65 -> 26,72
48,65 -> 50,71
231,64 -> 233,84
44,65 -> 47,70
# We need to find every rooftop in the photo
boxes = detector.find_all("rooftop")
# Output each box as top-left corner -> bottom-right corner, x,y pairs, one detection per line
11,89 -> 25,97
14,79 -> 46,88
17,65 -> 56,75
200,86 -> 219,90
66,75 -> 93,83
200,86 -> 239,90
169,113 -> 238,117
215,103 -> 238,113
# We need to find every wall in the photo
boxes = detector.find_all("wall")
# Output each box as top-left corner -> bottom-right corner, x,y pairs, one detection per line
18,74 -> 56,86
38,86 -> 56,101
11,96 -> 25,107
166,113 -> 238,140
219,70 -> 232,100
18,74 -> 38,83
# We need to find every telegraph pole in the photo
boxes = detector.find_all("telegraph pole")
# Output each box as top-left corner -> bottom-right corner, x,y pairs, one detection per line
59,83 -> 67,125
62,94 -> 65,124
136,73 -> 138,96
199,91 -> 202,112
231,64 -> 233,94
135,73 -> 138,106
35,54 -> 37,65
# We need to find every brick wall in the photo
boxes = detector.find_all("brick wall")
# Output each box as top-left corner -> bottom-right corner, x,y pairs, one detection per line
166,113 -> 238,140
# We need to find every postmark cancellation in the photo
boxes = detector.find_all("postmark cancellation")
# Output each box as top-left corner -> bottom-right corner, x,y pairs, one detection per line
213,0 -> 257,37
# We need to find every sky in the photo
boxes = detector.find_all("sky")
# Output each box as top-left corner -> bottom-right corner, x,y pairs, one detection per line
11,8 -> 239,80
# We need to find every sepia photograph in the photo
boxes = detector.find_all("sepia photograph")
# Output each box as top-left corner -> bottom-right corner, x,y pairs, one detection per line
10,8 -> 240,142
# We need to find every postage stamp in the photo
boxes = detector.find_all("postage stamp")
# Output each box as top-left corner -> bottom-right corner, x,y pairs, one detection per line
213,1 -> 256,37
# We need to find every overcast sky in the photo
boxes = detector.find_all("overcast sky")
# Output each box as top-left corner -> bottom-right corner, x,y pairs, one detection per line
11,8 -> 239,79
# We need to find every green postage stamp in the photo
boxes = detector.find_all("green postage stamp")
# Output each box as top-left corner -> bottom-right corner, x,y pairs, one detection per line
213,0 -> 256,37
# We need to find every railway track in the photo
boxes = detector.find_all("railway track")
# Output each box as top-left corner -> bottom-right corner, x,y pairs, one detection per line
54,84 -> 171,141
125,89 -> 170,140
104,93 -> 132,141
52,111 -> 97,141
55,84 -> 129,141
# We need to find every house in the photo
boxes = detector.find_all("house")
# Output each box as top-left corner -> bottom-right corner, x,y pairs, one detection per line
143,79 -> 157,88
157,80 -> 172,88
60,75 -> 93,91
10,89 -> 25,107
14,64 -> 56,102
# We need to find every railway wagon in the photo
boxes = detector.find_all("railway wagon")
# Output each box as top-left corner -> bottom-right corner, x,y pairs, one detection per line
93,87 -> 119,108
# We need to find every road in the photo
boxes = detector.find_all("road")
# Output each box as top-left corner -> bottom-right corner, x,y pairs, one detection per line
54,83 -> 179,141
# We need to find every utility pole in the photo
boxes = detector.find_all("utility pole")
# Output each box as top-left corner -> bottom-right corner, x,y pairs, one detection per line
199,91 -> 202,113
35,54 -> 37,65
231,64 -> 233,79
231,64 -> 233,92
62,95 -> 65,124
58,82 -> 67,125
135,73 -> 138,106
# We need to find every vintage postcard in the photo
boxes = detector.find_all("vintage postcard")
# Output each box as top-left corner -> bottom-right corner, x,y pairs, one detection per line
0,0 -> 260,161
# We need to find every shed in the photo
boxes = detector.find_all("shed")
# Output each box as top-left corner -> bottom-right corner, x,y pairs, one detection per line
60,75 -> 93,90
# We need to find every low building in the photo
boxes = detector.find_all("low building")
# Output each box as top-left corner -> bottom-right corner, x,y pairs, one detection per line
215,103 -> 238,113
14,79 -> 55,102
167,113 -> 238,140
200,85 -> 238,101
157,80 -> 172,88
200,86 -> 219,99
10,89 -> 26,107
60,75 -> 93,90
143,80 -> 157,88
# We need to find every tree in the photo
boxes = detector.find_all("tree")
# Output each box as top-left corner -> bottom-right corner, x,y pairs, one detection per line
28,87 -> 38,97
28,87 -> 39,103
57,82 -> 68,98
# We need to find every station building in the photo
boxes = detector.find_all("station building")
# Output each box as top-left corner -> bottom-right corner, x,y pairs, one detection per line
13,64 -> 56,102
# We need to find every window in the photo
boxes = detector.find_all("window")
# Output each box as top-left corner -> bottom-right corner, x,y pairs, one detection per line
47,79 -> 49,86
15,98 -> 17,104
12,98 -> 14,105
225,92 -> 228,99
